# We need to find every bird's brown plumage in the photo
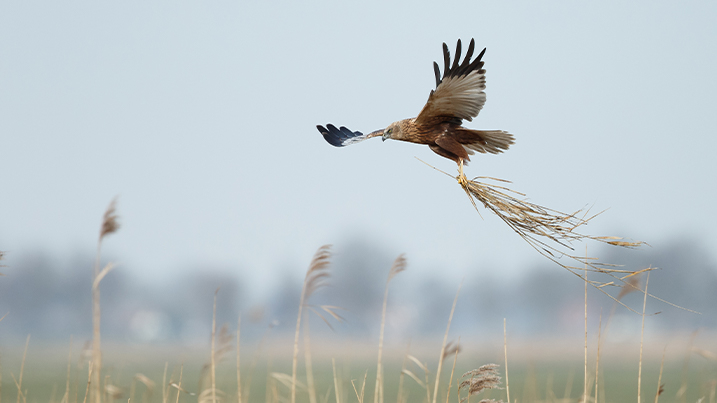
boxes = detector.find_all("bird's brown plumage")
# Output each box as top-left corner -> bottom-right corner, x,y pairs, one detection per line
317,39 -> 514,164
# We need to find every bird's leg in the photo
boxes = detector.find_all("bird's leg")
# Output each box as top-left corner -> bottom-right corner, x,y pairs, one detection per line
456,158 -> 468,187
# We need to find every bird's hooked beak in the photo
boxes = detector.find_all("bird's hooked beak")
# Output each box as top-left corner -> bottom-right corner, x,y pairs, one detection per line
382,131 -> 389,142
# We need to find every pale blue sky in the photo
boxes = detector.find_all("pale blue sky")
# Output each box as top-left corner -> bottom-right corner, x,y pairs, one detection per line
1,2 -> 716,297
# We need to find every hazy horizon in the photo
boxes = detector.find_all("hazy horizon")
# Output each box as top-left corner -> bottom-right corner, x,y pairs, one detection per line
2,3 -> 716,308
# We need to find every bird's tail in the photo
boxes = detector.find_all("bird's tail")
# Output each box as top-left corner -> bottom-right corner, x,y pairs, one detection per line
456,128 -> 514,155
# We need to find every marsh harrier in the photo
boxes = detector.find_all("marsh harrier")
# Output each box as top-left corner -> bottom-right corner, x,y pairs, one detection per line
317,39 -> 514,166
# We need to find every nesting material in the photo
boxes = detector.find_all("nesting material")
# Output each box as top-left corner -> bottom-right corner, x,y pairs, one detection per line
455,163 -> 644,268
418,157 -> 655,308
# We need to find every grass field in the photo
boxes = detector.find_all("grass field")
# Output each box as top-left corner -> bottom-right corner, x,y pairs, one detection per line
2,203 -> 716,403
2,339 -> 715,403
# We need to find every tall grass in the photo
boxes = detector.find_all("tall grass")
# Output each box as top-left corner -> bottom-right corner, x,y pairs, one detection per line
92,198 -> 120,403
292,245 -> 332,403
1,201 -> 713,403
431,282 -> 461,403
638,274 -> 651,403
374,255 -> 406,403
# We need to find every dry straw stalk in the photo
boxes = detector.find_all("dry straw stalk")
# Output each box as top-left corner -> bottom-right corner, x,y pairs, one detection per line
293,245 -> 332,403
419,159 -> 695,313
92,198 -> 120,403
374,254 -> 406,403
432,282 -> 462,403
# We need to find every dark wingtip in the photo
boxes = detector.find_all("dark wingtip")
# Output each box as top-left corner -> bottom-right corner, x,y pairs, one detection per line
318,123 -> 365,147
464,39 -> 475,63
439,39 -> 488,80
318,123 -> 342,147
433,61 -> 441,88
451,39 -> 462,71
442,43 -> 450,79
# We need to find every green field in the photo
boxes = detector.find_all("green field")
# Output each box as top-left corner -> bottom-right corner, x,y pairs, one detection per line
2,336 -> 715,403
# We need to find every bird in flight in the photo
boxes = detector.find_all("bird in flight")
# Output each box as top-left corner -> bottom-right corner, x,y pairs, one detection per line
317,39 -> 514,167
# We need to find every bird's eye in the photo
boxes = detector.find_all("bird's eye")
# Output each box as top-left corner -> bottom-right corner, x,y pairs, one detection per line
387,128 -> 392,134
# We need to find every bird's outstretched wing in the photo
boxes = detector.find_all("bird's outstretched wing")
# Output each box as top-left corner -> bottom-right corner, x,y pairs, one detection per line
317,124 -> 383,147
415,39 -> 487,125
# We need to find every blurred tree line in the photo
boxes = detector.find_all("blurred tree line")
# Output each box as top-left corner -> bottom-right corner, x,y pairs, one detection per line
0,236 -> 715,344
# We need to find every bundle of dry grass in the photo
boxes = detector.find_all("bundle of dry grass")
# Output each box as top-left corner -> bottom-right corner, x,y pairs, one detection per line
455,168 -> 700,314
460,163 -> 638,246
453,168 -> 663,308
457,170 -> 643,257
419,159 -> 659,309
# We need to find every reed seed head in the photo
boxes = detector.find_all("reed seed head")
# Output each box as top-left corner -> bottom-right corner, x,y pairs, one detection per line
214,323 -> 234,363
387,253 -> 407,284
617,273 -> 642,301
100,198 -> 120,241
459,364 -> 503,403
442,340 -> 462,361
304,245 -> 332,299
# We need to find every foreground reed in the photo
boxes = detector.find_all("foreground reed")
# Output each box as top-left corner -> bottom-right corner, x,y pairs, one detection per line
92,198 -> 120,403
2,199 -> 712,403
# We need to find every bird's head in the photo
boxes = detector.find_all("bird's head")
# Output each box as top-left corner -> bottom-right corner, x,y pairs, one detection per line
383,122 -> 401,141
